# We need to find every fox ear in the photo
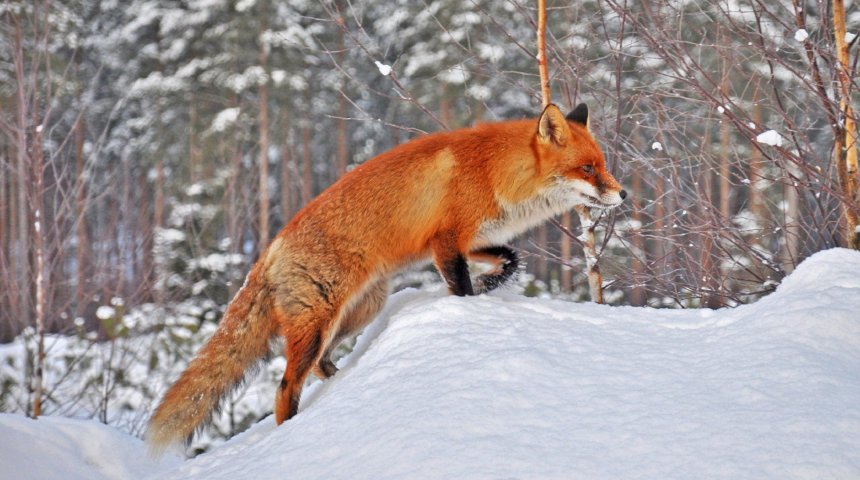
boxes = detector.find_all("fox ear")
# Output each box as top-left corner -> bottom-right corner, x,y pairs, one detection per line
566,103 -> 589,127
537,104 -> 569,145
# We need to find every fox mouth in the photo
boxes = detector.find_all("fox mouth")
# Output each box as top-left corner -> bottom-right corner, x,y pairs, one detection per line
550,178 -> 624,210
580,193 -> 622,210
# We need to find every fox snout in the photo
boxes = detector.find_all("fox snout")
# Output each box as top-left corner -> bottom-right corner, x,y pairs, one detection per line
599,188 -> 626,208
588,173 -> 626,208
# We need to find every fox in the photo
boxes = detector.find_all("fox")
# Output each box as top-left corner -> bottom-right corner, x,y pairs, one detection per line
146,103 -> 626,452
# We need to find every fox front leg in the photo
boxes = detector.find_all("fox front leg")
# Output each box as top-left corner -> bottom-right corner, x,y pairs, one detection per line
439,252 -> 475,296
470,246 -> 519,294
431,235 -> 475,296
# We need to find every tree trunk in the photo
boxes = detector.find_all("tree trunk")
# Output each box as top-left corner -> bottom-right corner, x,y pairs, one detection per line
30,117 -> 47,418
781,175 -> 801,273
575,206 -> 603,303
560,213 -> 572,293
336,13 -> 348,179
189,96 -> 199,184
280,106 -> 292,225
154,159 -> 165,231
0,144 -> 6,264
700,118 -> 723,309
535,224 -> 548,284
629,166 -> 646,306
536,0 -> 551,106
749,87 -> 764,224
138,171 -> 154,303
119,155 -> 131,298
6,143 -> 21,338
718,28 -> 732,223
439,84 -> 451,127
153,158 -> 165,303
833,0 -> 860,249
258,25 -> 271,253
227,129 -> 243,300
302,89 -> 313,205
13,12 -> 31,333
74,110 -> 89,315
719,106 -> 731,221
0,144 -> 11,339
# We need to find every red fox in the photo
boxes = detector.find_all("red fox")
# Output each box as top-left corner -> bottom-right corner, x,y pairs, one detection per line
146,103 -> 625,452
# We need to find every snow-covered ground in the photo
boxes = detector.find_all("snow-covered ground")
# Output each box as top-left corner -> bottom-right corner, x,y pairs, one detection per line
2,248 -> 860,479
0,413 -> 180,480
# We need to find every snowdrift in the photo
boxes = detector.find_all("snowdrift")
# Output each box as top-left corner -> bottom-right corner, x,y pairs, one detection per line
0,414 -> 180,480
3,248 -> 860,479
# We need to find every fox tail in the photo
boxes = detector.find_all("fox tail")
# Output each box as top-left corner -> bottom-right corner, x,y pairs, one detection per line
146,268 -> 274,455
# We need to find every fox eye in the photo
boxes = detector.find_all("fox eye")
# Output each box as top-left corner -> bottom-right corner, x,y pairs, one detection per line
581,165 -> 595,176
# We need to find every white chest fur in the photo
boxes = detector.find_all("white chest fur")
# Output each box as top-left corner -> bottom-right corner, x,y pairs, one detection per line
476,178 -> 597,246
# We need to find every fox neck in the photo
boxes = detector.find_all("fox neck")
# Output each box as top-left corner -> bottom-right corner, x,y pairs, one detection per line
475,179 -> 585,247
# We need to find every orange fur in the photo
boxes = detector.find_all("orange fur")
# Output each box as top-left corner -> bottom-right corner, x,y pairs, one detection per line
145,103 -> 624,452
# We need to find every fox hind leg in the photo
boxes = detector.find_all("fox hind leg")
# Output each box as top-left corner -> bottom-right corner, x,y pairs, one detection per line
313,278 -> 389,379
273,290 -> 338,425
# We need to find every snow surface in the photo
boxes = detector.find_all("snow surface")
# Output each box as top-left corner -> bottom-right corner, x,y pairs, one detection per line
0,414 -> 180,480
3,248 -> 860,479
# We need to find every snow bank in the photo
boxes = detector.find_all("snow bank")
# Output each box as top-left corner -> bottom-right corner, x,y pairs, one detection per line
163,248 -> 860,480
0,414 -> 180,480
3,248 -> 860,479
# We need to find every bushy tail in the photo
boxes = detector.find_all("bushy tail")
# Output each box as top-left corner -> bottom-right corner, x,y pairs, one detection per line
146,270 -> 274,455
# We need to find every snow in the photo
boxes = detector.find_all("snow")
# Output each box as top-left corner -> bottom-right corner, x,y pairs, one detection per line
189,252 -> 244,273
756,129 -> 784,147
466,84 -> 491,101
3,248 -> 860,479
270,69 -> 287,85
234,0 -> 256,12
211,108 -> 240,132
439,65 -> 470,84
477,43 -> 505,63
224,66 -> 267,93
95,305 -> 116,320
154,227 -> 186,243
794,29 -> 809,42
374,61 -> 392,76
0,414 -> 180,480
847,32 -> 857,43
651,141 -> 663,151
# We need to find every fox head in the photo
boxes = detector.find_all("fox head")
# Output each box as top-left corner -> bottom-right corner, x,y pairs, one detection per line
534,103 -> 626,209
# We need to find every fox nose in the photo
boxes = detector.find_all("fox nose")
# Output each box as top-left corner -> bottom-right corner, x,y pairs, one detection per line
619,189 -> 627,200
